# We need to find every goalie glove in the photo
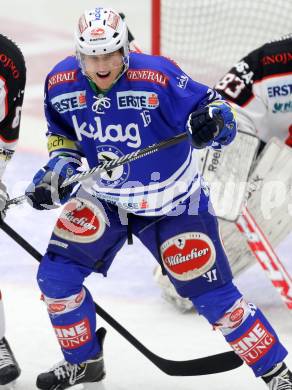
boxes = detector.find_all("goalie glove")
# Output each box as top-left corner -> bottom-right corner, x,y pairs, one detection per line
25,156 -> 81,210
186,100 -> 237,149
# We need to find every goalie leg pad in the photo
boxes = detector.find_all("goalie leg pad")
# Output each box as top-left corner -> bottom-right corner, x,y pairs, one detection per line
246,137 -> 292,247
192,282 -> 288,376
37,252 -> 101,364
219,219 -> 256,276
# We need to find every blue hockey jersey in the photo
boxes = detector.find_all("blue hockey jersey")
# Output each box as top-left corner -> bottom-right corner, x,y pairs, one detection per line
44,52 -> 222,216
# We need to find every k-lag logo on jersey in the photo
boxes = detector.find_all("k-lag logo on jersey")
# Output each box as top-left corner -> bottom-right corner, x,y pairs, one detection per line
117,91 -> 159,110
51,91 -> 87,114
54,198 -> 106,243
72,115 -> 141,148
96,144 -> 130,187
160,232 -> 216,281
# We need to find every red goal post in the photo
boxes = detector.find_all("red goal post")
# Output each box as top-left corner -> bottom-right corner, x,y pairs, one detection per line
151,0 -> 292,85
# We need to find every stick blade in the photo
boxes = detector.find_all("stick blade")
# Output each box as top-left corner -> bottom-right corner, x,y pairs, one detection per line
153,350 -> 243,376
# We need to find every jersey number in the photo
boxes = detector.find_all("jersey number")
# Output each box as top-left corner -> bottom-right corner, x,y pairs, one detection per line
215,73 -> 245,99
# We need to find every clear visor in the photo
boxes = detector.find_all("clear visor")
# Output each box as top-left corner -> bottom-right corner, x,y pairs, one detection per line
78,50 -> 126,74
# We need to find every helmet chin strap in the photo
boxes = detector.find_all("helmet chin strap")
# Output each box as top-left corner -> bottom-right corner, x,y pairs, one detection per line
113,55 -> 129,82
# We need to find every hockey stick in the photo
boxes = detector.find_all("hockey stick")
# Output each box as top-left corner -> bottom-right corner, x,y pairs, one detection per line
236,207 -> 292,310
6,132 -> 188,209
61,132 -> 188,188
0,220 -> 243,375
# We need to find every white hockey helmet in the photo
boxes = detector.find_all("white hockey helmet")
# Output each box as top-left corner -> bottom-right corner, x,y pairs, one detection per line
75,7 -> 129,57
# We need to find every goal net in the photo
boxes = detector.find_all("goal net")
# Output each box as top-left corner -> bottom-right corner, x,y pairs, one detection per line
152,0 -> 292,85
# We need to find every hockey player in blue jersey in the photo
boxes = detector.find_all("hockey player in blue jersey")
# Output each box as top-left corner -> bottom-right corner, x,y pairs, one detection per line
25,7 -> 290,390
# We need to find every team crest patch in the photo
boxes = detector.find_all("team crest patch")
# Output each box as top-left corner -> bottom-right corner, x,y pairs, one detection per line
54,198 -> 106,243
96,144 -> 130,187
160,232 -> 216,281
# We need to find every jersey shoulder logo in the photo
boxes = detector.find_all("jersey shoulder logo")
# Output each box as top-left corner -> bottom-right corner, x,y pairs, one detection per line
48,70 -> 77,90
126,69 -> 169,87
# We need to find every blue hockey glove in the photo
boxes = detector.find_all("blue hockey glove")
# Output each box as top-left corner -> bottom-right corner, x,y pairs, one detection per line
186,101 -> 237,149
25,156 -> 81,210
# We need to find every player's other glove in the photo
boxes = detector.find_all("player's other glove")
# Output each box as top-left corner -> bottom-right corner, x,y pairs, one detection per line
186,100 -> 237,149
0,182 -> 8,219
25,156 -> 81,210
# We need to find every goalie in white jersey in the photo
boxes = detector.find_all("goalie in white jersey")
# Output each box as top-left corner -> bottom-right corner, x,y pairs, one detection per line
215,33 -> 292,275
215,34 -> 292,147
155,35 -> 292,308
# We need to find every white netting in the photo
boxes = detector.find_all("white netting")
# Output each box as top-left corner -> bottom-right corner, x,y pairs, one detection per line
159,0 -> 292,85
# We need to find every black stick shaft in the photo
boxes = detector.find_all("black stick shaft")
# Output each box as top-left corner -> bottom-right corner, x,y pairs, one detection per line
61,132 -> 188,188
6,132 -> 188,209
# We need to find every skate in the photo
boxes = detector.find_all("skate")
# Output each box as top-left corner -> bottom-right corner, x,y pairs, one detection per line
262,362 -> 292,390
36,328 -> 106,390
0,337 -> 21,385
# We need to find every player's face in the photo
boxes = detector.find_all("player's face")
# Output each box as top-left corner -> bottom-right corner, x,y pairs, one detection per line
82,50 -> 124,90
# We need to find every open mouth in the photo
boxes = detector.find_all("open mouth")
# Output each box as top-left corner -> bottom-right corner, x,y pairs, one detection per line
96,71 -> 111,78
